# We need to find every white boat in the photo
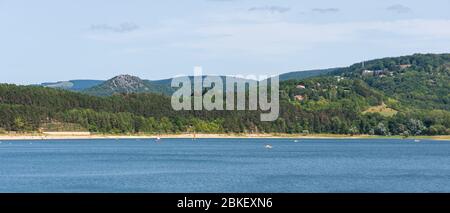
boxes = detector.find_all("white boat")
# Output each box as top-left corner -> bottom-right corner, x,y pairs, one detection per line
414,139 -> 421,143
294,140 -> 299,143
265,144 -> 273,149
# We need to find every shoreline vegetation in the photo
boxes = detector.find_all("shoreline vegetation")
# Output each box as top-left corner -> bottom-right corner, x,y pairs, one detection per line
1,54 -> 450,139
0,132 -> 449,141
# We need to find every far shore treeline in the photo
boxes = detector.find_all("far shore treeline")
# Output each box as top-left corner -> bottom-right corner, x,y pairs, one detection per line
0,54 -> 449,136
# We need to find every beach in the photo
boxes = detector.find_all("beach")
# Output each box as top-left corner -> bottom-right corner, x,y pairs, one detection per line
0,132 -> 449,141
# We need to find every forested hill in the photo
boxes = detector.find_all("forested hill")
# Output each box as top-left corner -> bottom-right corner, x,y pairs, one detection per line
0,53 -> 449,136
81,75 -> 258,96
82,75 -> 175,96
337,53 -> 450,110
279,68 -> 340,81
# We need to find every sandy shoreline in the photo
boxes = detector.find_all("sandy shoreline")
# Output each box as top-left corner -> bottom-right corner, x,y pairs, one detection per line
0,133 -> 449,141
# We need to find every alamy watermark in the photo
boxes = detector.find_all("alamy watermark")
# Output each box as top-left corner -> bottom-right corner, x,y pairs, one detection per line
171,67 -> 279,121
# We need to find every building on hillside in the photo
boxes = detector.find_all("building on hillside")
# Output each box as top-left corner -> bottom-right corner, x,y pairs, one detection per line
362,70 -> 374,76
296,84 -> 306,89
399,64 -> 412,69
335,76 -> 345,82
363,69 -> 392,77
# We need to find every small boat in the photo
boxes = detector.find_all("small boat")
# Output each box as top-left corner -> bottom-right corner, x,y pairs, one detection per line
265,144 -> 273,149
414,139 -> 421,143
294,140 -> 299,143
155,137 -> 161,142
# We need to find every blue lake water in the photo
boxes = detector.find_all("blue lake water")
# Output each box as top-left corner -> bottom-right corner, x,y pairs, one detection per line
0,138 -> 449,193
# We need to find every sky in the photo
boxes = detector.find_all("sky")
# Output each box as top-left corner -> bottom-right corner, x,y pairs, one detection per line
1,0 -> 450,84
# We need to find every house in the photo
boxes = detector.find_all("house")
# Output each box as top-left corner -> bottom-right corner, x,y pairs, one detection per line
362,70 -> 374,76
342,87 -> 351,92
399,64 -> 412,69
294,95 -> 305,101
374,70 -> 385,76
335,76 -> 344,82
364,69 -> 389,77
296,84 -> 306,89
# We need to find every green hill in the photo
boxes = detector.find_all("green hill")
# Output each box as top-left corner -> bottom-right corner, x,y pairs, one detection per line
40,80 -> 104,91
339,53 -> 450,110
1,53 -> 449,136
82,75 -> 257,96
279,68 -> 340,81
83,75 -> 175,96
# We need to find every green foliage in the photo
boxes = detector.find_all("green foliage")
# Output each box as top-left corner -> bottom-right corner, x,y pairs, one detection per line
82,75 -> 175,96
428,125 -> 447,135
13,117 -> 28,132
0,54 -> 449,136
279,68 -> 340,81
340,53 -> 450,110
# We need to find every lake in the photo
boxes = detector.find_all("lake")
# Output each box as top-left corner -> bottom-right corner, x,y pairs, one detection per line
0,138 -> 449,192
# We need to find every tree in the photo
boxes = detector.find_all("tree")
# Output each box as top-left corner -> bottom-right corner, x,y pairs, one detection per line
13,117 -> 27,132
375,122 -> 389,136
349,126 -> 359,136
401,130 -> 410,139
428,125 -> 446,135
408,119 -> 426,135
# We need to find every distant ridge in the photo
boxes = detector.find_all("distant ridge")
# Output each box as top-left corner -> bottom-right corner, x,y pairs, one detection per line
82,75 -> 259,96
41,80 -> 104,91
37,69 -> 334,95
279,68 -> 341,81
83,75 -> 175,96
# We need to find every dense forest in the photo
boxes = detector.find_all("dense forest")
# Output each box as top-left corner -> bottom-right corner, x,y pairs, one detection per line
0,54 -> 449,136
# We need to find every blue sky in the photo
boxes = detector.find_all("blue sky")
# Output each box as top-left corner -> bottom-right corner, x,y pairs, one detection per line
1,0 -> 450,84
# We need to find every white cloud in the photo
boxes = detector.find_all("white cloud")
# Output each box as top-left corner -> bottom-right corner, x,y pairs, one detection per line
169,19 -> 450,55
312,8 -> 340,13
248,6 -> 291,14
90,23 -> 140,33
387,4 -> 412,14
83,13 -> 450,58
